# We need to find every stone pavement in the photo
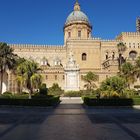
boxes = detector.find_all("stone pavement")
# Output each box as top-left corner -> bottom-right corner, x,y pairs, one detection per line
60,97 -> 83,104
0,98 -> 140,140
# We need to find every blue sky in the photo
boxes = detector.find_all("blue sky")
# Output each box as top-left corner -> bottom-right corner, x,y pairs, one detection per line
0,0 -> 140,45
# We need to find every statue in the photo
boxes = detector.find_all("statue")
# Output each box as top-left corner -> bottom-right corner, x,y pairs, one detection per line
68,50 -> 75,66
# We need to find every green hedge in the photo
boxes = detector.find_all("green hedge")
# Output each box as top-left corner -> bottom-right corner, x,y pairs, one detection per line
132,98 -> 140,105
0,94 -> 29,99
63,90 -> 95,97
0,96 -> 60,107
83,97 -> 140,106
64,91 -> 82,97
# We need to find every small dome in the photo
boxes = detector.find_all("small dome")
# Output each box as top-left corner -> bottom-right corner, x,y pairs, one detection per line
65,11 -> 90,25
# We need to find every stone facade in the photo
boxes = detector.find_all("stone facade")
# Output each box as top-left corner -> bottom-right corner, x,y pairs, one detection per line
2,1 -> 140,93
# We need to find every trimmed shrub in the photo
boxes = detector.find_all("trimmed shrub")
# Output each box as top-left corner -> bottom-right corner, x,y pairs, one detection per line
83,96 -> 140,106
0,96 -> 60,106
63,90 -> 99,97
0,94 -> 29,99
39,83 -> 48,95
48,83 -> 64,96
132,98 -> 140,105
64,91 -> 82,97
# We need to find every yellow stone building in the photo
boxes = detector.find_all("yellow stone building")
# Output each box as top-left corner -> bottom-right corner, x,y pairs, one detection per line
2,1 -> 140,93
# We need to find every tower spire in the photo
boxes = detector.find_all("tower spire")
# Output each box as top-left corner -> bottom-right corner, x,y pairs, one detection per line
136,17 -> 140,32
74,0 -> 81,11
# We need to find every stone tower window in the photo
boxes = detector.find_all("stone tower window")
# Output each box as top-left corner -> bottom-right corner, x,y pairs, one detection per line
82,53 -> 87,61
55,75 -> 57,80
87,32 -> 90,38
78,30 -> 81,38
46,75 -> 48,80
68,32 -> 71,38
63,75 -> 65,80
133,43 -> 135,48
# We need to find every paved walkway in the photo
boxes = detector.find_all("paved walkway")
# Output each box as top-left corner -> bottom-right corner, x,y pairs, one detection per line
60,97 -> 83,104
0,98 -> 140,140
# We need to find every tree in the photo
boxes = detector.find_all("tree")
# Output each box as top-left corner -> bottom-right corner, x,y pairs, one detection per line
48,83 -> 63,96
82,72 -> 98,91
134,56 -> 140,78
0,42 -> 17,94
100,76 -> 126,96
120,62 -> 136,88
16,60 -> 42,99
117,42 -> 127,70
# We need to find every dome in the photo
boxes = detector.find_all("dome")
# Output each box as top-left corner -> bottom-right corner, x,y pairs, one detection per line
65,11 -> 90,25
65,1 -> 91,27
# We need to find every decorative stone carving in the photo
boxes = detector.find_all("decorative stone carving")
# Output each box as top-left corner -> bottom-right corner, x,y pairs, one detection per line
64,51 -> 80,91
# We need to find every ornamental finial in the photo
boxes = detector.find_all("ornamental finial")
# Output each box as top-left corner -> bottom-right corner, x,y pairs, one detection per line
74,0 -> 80,11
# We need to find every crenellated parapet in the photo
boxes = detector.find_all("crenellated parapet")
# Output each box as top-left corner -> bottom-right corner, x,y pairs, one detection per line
116,32 -> 140,40
101,39 -> 119,42
9,44 -> 66,50
122,32 -> 140,36
66,37 -> 119,42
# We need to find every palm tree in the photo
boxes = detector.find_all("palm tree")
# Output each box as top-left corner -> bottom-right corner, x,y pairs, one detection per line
82,71 -> 98,91
16,75 -> 25,94
0,42 -> 17,94
120,62 -> 136,88
100,76 -> 126,96
31,74 -> 42,92
117,42 -> 127,70
16,60 -> 42,99
134,56 -> 140,81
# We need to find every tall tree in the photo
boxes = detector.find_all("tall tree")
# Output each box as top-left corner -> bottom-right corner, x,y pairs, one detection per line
82,71 -> 98,91
134,56 -> 140,81
117,42 -> 127,70
120,62 -> 136,88
0,43 -> 17,94
16,60 -> 42,99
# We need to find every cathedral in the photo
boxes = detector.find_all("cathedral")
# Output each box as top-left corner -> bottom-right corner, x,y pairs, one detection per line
2,1 -> 140,93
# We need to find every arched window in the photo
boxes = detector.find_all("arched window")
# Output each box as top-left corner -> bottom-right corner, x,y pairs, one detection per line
41,57 -> 48,66
112,52 -> 115,60
129,51 -> 137,60
54,57 -> 61,66
78,30 -> 81,38
82,53 -> 87,61
106,52 -> 109,60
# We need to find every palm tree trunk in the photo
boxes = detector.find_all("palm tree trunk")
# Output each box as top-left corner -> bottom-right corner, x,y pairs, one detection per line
29,92 -> 32,99
29,88 -> 33,99
0,70 -> 3,94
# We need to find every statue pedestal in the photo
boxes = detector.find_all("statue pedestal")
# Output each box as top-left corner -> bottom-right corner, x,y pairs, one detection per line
64,52 -> 80,91
65,68 -> 80,91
